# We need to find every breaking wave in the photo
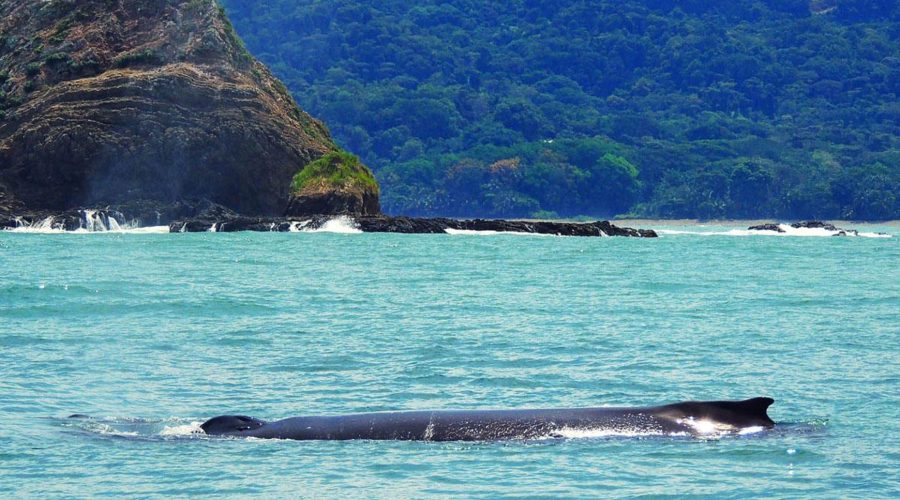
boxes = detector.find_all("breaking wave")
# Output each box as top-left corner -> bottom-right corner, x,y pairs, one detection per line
444,228 -> 555,236
6,210 -> 169,234
301,216 -> 362,234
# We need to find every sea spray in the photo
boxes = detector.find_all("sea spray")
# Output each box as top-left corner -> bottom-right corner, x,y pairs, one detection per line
8,210 -> 149,233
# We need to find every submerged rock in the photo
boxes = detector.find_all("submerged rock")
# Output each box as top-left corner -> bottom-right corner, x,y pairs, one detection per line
0,0 -> 336,216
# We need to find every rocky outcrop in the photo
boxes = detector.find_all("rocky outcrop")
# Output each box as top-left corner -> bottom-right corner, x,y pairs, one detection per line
749,220 -> 864,236
355,217 -> 657,237
167,212 -> 658,237
0,0 -> 336,216
285,189 -> 381,218
284,151 -> 380,217
1,198 -> 244,230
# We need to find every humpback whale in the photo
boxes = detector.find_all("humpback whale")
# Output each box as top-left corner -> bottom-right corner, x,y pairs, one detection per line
201,397 -> 775,441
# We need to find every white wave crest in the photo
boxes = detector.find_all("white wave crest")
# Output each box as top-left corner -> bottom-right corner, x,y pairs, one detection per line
83,422 -> 140,437
6,210 -> 170,234
301,216 -> 362,234
550,427 -> 687,439
7,224 -> 170,234
159,421 -> 205,437
855,232 -> 893,238
127,226 -> 170,233
444,228 -> 553,236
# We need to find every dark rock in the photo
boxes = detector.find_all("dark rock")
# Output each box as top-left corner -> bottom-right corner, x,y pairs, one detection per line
749,220 -> 860,236
792,221 -> 842,231
285,189 -> 380,218
748,223 -> 785,233
168,213 -> 658,237
354,216 -> 457,234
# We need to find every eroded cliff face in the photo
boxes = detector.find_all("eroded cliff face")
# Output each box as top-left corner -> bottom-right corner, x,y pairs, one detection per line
0,0 -> 336,216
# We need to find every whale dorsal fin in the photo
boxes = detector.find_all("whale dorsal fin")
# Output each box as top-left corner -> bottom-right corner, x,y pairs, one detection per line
731,397 -> 775,420
716,397 -> 775,425
665,397 -> 775,427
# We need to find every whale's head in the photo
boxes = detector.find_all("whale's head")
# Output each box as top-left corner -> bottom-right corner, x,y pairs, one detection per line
201,415 -> 267,436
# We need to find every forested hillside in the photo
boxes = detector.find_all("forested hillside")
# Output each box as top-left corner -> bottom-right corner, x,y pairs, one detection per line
220,0 -> 899,219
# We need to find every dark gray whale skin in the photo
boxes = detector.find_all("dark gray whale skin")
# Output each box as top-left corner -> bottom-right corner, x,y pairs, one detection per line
201,397 -> 775,441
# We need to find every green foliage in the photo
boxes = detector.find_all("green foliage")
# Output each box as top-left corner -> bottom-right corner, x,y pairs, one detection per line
184,0 -> 210,12
1,92 -> 23,109
291,151 -> 380,194
220,0 -> 900,219
49,18 -> 74,44
66,57 -> 101,75
24,62 -> 41,76
43,52 -> 71,64
113,49 -> 162,68
216,4 -> 253,64
378,137 -> 642,217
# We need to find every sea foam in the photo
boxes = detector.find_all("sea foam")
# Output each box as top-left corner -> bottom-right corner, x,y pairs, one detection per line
444,228 -> 553,236
6,210 -> 169,234
301,216 -> 362,234
159,421 -> 205,437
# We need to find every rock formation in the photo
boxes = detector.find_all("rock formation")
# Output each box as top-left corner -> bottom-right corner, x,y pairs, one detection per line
166,208 -> 658,237
748,220 -> 870,236
285,151 -> 380,217
0,0 -> 339,220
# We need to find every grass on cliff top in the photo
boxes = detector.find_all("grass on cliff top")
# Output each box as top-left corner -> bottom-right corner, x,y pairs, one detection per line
291,151 -> 380,195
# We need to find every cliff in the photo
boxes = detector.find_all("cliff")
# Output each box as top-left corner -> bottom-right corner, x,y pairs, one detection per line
0,0 -> 355,219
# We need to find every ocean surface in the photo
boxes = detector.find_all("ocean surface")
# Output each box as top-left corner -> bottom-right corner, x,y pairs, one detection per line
1,222 -> 898,497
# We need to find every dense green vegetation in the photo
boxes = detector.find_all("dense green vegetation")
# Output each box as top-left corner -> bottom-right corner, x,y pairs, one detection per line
221,0 -> 899,219
291,151 -> 379,195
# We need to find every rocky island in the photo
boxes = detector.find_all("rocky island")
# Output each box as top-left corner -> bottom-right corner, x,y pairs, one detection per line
0,0 -> 655,238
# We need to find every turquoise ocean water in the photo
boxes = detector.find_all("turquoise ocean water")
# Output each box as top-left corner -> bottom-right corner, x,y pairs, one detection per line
1,223 -> 898,497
